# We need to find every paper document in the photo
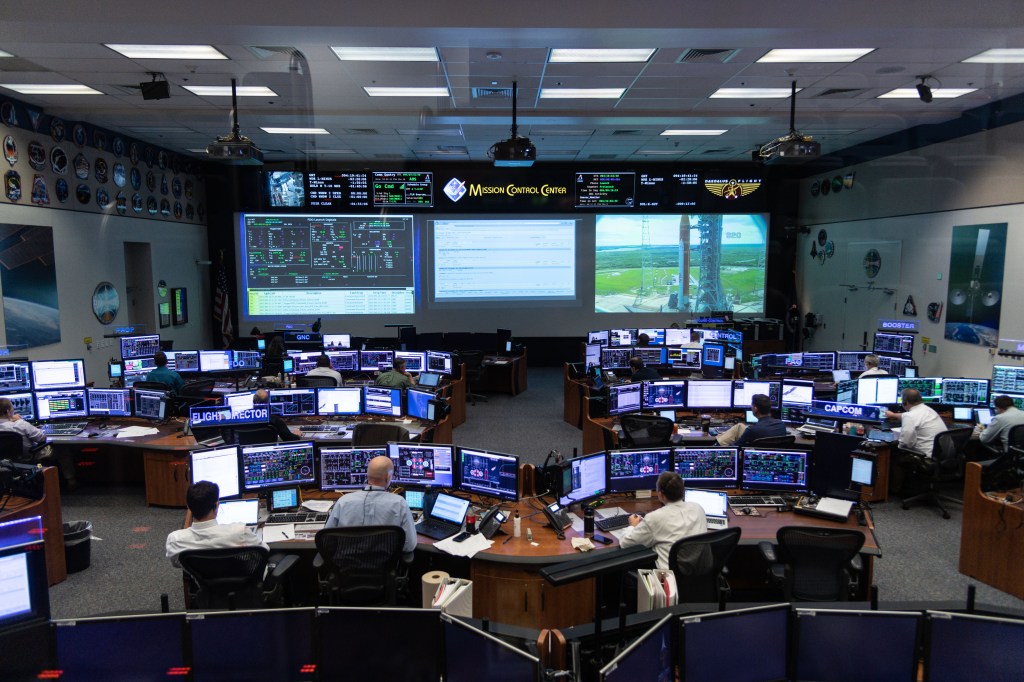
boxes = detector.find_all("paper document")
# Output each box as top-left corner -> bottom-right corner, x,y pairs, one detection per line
261,524 -> 296,542
434,533 -> 493,558
115,426 -> 159,438
595,507 -> 626,519
302,500 -> 334,513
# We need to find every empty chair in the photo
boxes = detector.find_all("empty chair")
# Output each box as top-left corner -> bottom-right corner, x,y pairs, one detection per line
132,380 -> 173,392
297,374 -> 339,388
902,427 -> 973,519
233,425 -> 280,445
759,526 -> 865,601
749,434 -> 797,447
0,431 -> 27,462
175,379 -> 217,415
352,423 -> 409,447
314,526 -> 407,606
459,350 -> 488,405
177,546 -> 298,610
619,414 -> 675,447
667,527 -> 742,604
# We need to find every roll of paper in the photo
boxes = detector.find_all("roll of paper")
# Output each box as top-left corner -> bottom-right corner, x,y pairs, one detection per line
421,570 -> 450,608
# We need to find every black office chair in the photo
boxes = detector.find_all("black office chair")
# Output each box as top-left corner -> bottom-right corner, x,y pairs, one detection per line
175,379 -> 217,415
297,374 -> 339,388
981,422 -> 1024,459
314,526 -> 408,606
177,546 -> 298,610
759,526 -> 865,601
458,350 -> 488,405
132,380 -> 173,392
232,425 -> 280,445
619,414 -> 675,447
901,427 -> 973,519
667,527 -> 742,604
352,423 -> 409,447
749,434 -> 797,447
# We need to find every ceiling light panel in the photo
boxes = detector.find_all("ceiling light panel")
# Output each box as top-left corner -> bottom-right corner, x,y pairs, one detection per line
331,46 -> 438,61
549,48 -> 656,63
104,44 -> 227,59
877,87 -> 977,98
363,86 -> 449,97
183,85 -> 277,96
0,50 -> 13,58
539,88 -> 625,99
260,127 -> 330,134
962,48 -> 1024,63
710,87 -> 800,98
0,83 -> 102,95
758,48 -> 875,63
661,129 -> 728,136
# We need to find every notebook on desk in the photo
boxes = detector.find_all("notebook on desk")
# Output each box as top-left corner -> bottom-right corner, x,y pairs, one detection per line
216,499 -> 260,526
684,488 -> 729,530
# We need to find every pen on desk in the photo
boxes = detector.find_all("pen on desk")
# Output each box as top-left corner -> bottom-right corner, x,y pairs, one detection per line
281,530 -> 290,539
502,535 -> 513,545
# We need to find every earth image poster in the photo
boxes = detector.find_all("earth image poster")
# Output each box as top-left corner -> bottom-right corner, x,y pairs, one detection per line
0,224 -> 60,348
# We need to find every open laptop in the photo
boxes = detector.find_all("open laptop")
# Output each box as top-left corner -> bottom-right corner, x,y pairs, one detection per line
685,488 -> 729,530
975,408 -> 994,426
415,491 -> 471,540
216,498 -> 260,526
831,369 -> 851,382
418,372 -> 442,388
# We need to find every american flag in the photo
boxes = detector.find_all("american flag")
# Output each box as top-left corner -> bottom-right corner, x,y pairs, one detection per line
213,264 -> 234,348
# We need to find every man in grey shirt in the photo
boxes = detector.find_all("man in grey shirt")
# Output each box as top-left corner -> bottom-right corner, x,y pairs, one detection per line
978,395 -> 1024,452
325,455 -> 417,555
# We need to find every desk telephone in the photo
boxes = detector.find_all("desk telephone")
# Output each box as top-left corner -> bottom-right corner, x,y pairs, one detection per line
477,506 -> 507,539
542,501 -> 572,539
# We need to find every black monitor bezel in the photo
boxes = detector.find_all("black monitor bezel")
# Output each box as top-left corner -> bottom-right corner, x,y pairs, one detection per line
455,446 -> 521,501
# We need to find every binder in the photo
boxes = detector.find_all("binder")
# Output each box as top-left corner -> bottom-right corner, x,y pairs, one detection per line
636,569 -> 678,612
431,578 -> 473,618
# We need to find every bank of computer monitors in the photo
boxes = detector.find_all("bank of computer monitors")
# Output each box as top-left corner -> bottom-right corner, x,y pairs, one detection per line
681,604 -> 790,682
189,445 -> 241,498
316,387 -> 362,416
134,388 -> 167,420
588,330 -> 610,346
668,347 -> 702,370
360,350 -> 394,372
941,378 -> 990,406
86,388 -> 132,417
607,382 -> 643,416
600,346 -> 633,371
732,380 -> 780,408
642,380 -> 686,410
674,447 -> 739,488
328,350 -> 360,372
607,447 -> 672,493
267,388 -> 317,417
426,350 -> 453,375
394,351 -> 426,372
387,443 -> 454,488
364,385 -> 402,417
686,380 -> 733,409
319,446 -> 384,490
558,452 -> 607,506
240,441 -> 316,491
166,350 -> 200,373
794,609 -> 921,682
637,328 -> 666,345
35,389 -> 88,420
456,447 -> 520,501
120,334 -> 161,360
609,328 -> 637,347
30,359 -> 85,390
406,387 -> 438,421
0,359 -> 32,393
991,364 -> 1024,394
740,448 -> 810,493
873,331 -> 915,357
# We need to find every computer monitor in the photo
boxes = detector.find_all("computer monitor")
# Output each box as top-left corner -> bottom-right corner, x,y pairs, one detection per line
364,385 -> 402,417
741,448 -> 810,493
316,387 -> 362,416
799,351 -> 838,372
607,382 -> 643,416
360,350 -> 394,372
794,609 -> 920,682
732,380 -> 781,409
119,334 -> 160,360
387,443 -> 454,488
187,608 -> 315,682
635,346 -> 667,367
810,431 -> 868,501
319,446 -> 385,490
266,388 -> 317,417
600,346 -> 634,371
317,608 -> 442,682
673,447 -> 739,488
925,611 -> 1024,682
584,343 -> 602,369
896,377 -> 943,402
5,392 -> 35,421
781,378 -> 815,406
642,380 -> 686,410
680,605 -> 789,682
122,356 -> 157,380
325,349 -> 360,373
54,613 -> 186,681
940,378 -> 990,407
394,351 -> 426,373
953,406 -> 974,422
165,350 -> 200,373
686,380 -> 734,409
231,350 -> 262,371
876,354 -> 914,376
607,447 -> 672,493
558,452 -> 607,507
837,351 -> 872,372
665,327 -> 692,346
189,404 -> 270,429
426,350 -> 453,375
588,329 -> 610,346
873,331 -> 915,357
223,391 -> 255,418
86,387 -> 132,417
133,388 -> 168,421
30,359 -> 86,390
456,447 -> 520,501
189,445 -> 241,499
34,389 -> 88,421
443,615 -> 540,682
0,359 -> 32,394
598,614 -> 673,682
0,517 -> 50,632
287,351 -> 321,374
256,338 -> 266,351
240,441 -> 316,491
991,364 -> 1024,394
835,378 -> 858,404
609,328 -> 637,347
323,333 -> 351,349
857,376 -> 900,404
197,350 -> 232,373
417,372 -> 442,388
637,328 -> 667,345
702,342 -> 726,369
668,347 -> 702,370
850,453 -> 876,490
406,387 -> 438,421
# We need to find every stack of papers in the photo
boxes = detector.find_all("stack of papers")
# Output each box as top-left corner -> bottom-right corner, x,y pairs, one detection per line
434,533 -> 493,558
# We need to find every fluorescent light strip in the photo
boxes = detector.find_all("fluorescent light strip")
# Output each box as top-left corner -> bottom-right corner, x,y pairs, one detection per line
331,47 -> 438,61
363,86 -> 449,97
549,48 -> 655,63
0,50 -> 13,58
0,84 -> 102,95
105,44 -> 227,60
184,85 -> 277,96
710,87 -> 799,98
758,48 -> 874,63
260,127 -> 330,135
877,88 -> 977,99
539,88 -> 625,99
963,48 -> 1024,63
661,129 -> 727,136
303,149 -> 356,154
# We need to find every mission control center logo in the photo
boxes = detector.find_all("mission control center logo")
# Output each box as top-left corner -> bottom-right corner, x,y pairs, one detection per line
444,177 -> 568,203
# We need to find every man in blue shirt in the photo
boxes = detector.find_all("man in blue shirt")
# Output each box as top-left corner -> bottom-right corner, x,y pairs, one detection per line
325,455 -> 417,556
146,351 -> 185,393
715,393 -> 787,446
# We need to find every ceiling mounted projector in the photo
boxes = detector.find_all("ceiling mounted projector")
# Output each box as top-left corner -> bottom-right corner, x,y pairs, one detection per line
488,80 -> 536,167
206,78 -> 263,165
756,80 -> 820,164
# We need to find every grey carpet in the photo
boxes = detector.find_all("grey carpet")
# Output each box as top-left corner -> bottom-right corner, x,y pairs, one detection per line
47,367 -> 1024,618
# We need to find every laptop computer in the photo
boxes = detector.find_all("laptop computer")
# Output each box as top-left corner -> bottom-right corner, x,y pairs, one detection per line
216,499 -> 260,526
418,372 -> 441,388
415,491 -> 471,540
976,408 -> 994,426
685,488 -> 729,530
832,369 -> 851,382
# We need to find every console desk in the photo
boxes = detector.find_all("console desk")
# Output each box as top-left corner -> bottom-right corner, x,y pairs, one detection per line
959,462 -> 1024,599
0,466 -> 65,585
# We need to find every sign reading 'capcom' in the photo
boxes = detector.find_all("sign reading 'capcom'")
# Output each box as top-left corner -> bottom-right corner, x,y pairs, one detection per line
804,400 -> 884,423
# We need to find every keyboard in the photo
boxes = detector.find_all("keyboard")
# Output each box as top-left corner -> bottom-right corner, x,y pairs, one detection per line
40,422 -> 87,436
298,424 -> 339,433
265,511 -> 329,525
706,517 -> 728,530
595,514 -> 632,532
727,495 -> 787,507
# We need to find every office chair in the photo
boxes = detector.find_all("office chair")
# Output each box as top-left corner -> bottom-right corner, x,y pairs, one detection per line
233,425 -> 280,445
619,414 -> 675,447
352,423 -> 409,446
297,374 -> 339,388
667,527 -> 742,604
980,422 -> 1024,459
901,427 -> 973,519
759,526 -> 865,601
177,546 -> 298,610
0,431 -> 26,462
132,380 -> 173,392
314,526 -> 408,606
458,350 -> 488,405
175,379 -> 217,415
749,434 -> 797,447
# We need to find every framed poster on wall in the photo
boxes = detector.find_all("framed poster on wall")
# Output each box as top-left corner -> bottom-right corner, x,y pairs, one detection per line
171,287 -> 188,326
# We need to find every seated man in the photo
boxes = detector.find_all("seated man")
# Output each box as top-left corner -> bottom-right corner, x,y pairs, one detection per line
166,480 -> 267,568
884,388 -> 948,493
977,394 -> 1024,453
325,455 -> 417,557
253,389 -> 299,442
859,354 -> 888,377
619,471 -> 707,569
715,393 -> 787,446
146,351 -> 185,393
305,354 -> 342,386
0,397 -> 78,490
628,356 -> 661,382
375,357 -> 416,389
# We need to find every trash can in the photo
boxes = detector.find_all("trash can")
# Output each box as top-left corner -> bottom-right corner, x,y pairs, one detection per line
63,521 -> 92,574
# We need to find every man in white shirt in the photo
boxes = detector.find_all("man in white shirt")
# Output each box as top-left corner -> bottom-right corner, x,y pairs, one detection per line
978,395 -> 1024,453
305,354 -> 343,386
885,388 -> 948,494
0,397 -> 78,490
859,355 -> 888,377
619,471 -> 707,569
166,481 -> 267,568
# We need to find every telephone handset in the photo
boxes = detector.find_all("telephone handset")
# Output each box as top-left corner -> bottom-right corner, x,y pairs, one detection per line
477,506 -> 507,539
542,501 -> 572,539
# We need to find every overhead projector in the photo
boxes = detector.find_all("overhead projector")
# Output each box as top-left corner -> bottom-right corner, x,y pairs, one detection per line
759,134 -> 820,163
491,136 -> 537,167
206,133 -> 263,165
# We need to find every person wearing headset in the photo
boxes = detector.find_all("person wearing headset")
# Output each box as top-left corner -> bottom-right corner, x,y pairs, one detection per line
324,455 -> 417,556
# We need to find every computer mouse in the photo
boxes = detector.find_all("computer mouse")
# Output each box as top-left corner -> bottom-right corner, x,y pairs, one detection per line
742,507 -> 753,515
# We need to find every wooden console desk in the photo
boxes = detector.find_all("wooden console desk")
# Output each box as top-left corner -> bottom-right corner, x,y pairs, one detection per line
479,349 -> 528,396
959,462 -> 1024,599
0,466 -> 65,585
